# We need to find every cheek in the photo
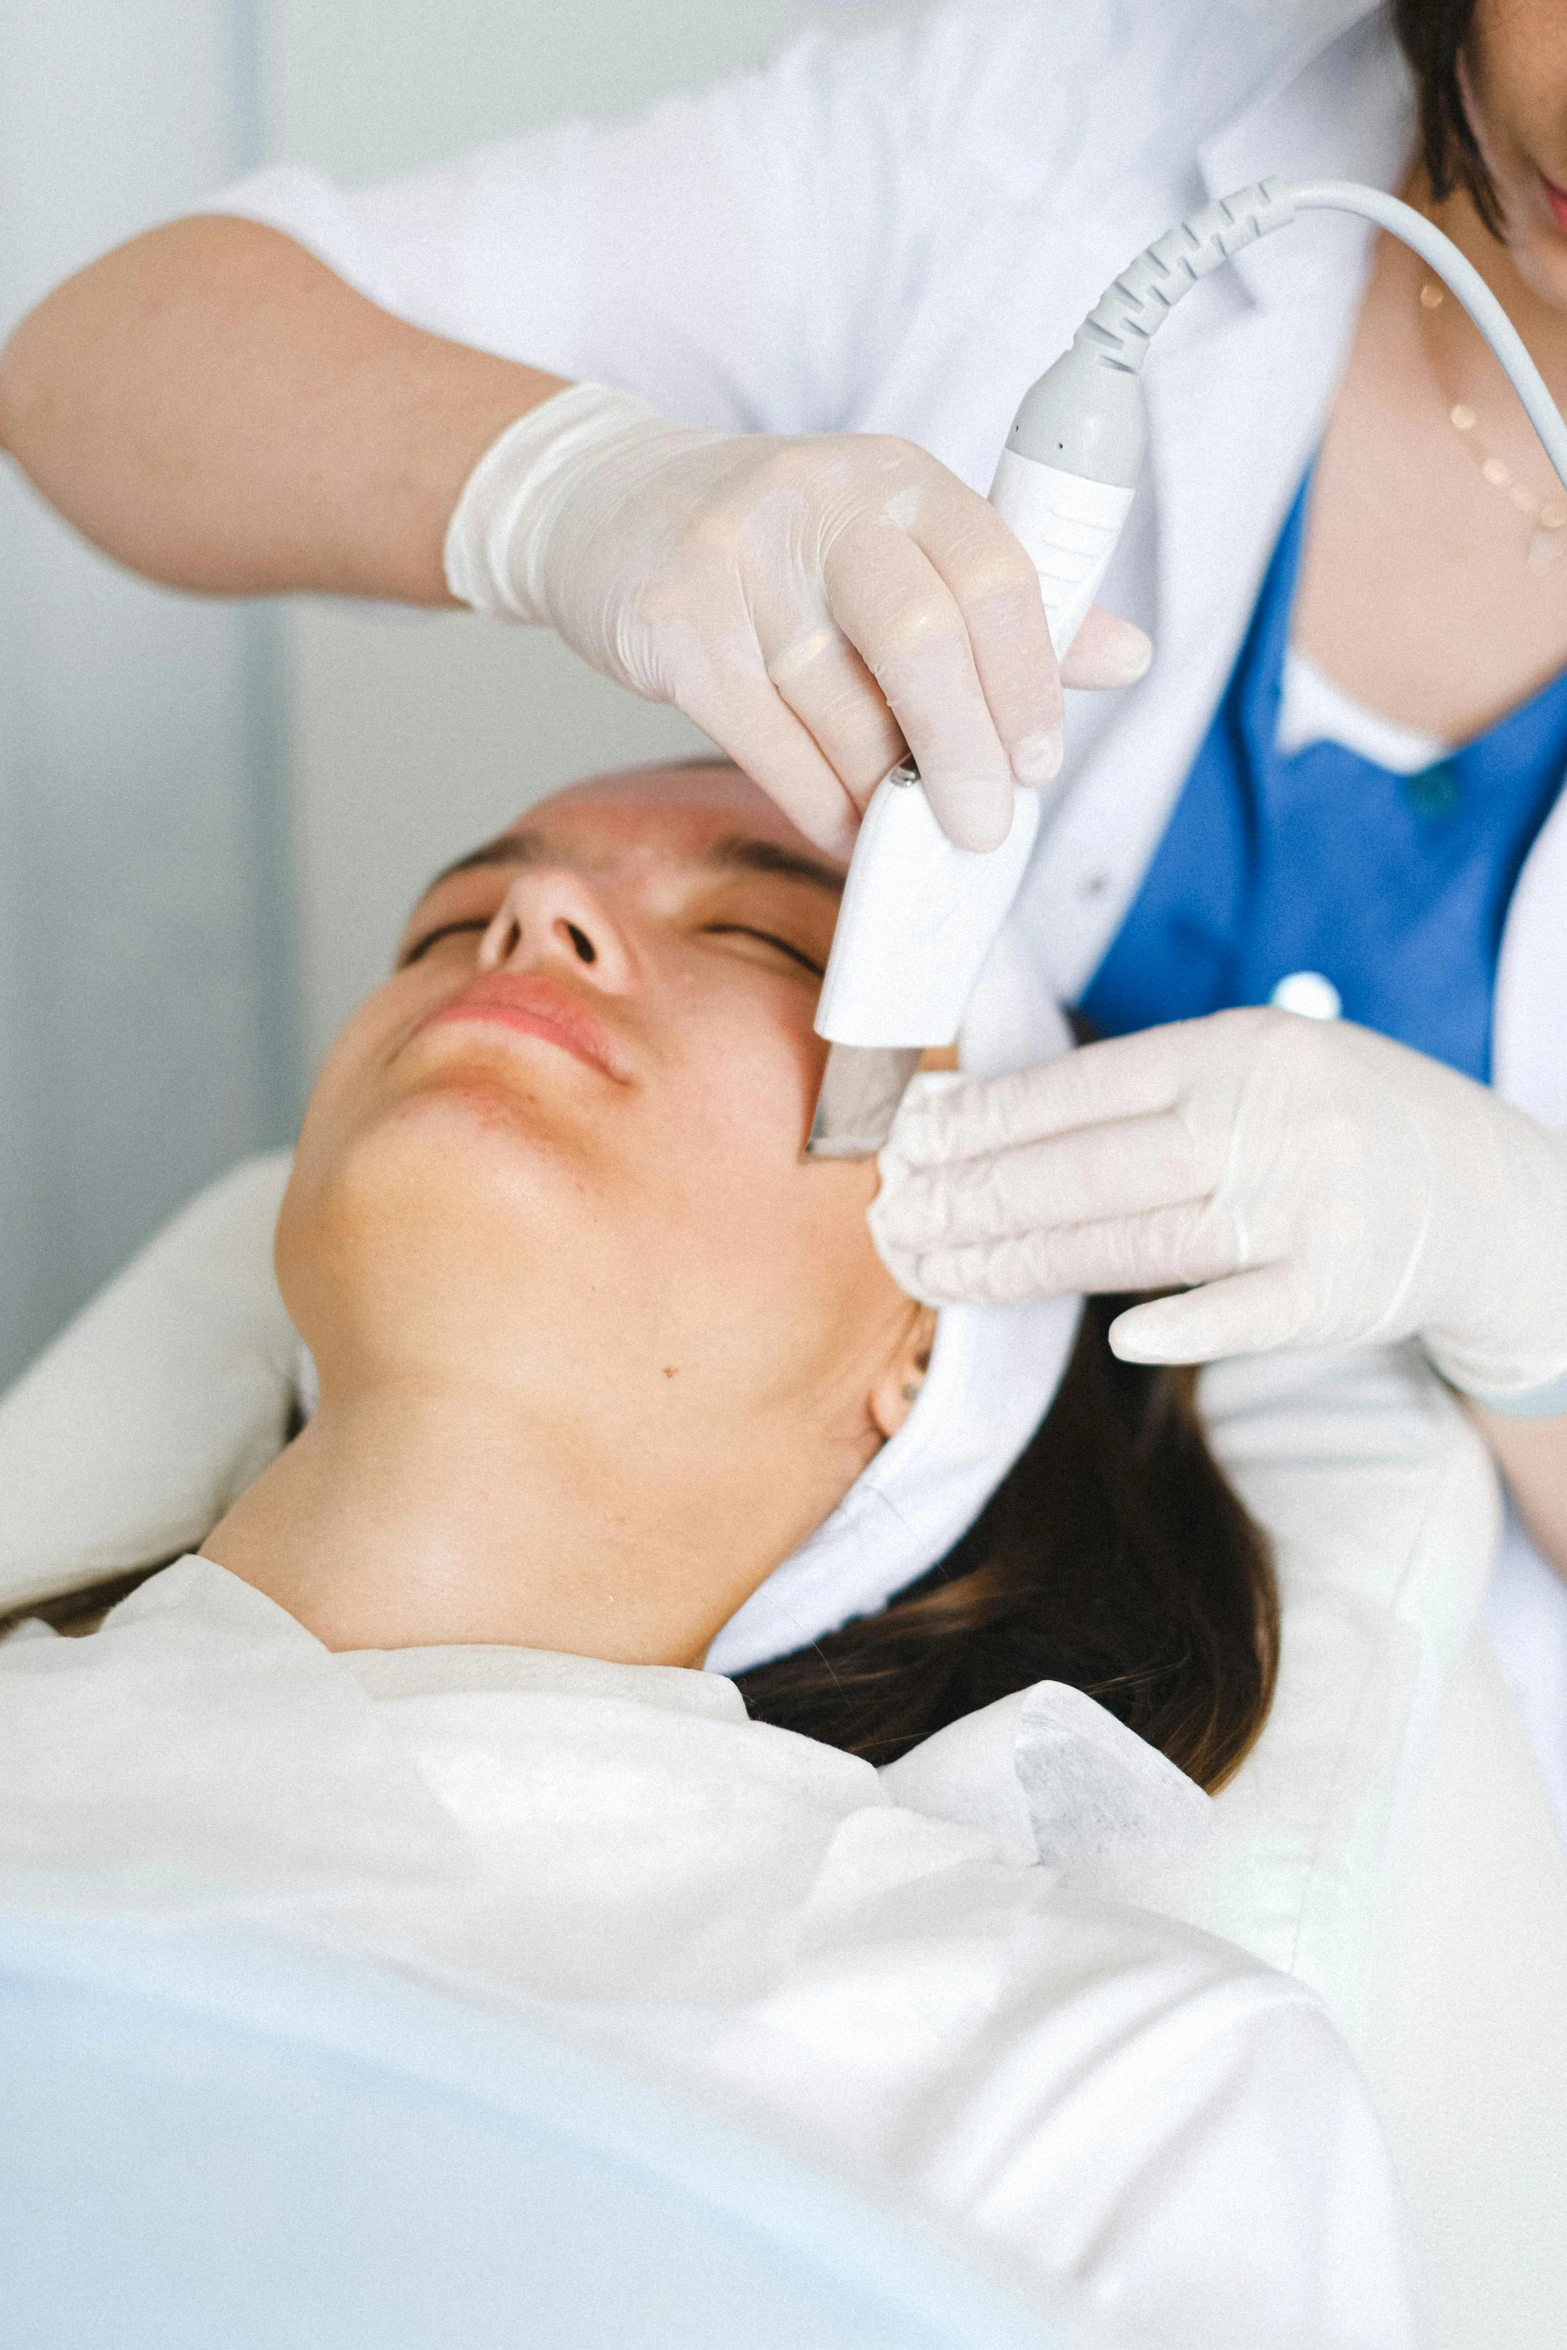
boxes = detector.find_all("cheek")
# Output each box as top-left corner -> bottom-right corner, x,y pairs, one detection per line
632,994 -> 890,1317
281,996 -> 403,1228
635,983 -> 820,1210
273,982 -> 447,1327
1470,4 -> 1567,167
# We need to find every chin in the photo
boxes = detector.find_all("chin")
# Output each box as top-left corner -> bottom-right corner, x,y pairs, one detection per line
1495,164 -> 1567,303
1511,230 -> 1567,309
277,1088 -> 608,1373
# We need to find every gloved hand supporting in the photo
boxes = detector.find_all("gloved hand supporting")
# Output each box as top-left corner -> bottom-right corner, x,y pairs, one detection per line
869,1006 -> 1567,1410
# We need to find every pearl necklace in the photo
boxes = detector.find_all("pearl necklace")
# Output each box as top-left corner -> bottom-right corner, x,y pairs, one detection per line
1419,277 -> 1567,573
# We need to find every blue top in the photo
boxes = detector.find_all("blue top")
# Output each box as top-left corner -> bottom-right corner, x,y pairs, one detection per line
1079,472 -> 1567,1082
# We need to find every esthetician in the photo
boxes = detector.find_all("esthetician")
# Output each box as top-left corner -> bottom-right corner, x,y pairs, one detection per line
1,0 -> 1564,1560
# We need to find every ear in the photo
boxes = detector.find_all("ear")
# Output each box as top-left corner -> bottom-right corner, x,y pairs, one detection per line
867,1304 -> 937,1443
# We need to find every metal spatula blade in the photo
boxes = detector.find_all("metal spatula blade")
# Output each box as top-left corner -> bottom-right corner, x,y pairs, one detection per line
805,1043 -> 923,1161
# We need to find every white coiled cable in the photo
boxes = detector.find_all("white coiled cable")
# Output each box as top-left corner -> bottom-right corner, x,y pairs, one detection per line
1078,175 -> 1567,494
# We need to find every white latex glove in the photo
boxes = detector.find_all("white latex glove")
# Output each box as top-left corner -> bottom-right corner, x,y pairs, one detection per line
444,384 -> 1150,857
870,1006 -> 1567,1407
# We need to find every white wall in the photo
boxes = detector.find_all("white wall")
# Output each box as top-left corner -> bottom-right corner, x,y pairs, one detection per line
0,0 -> 931,1389
266,0 -> 932,1078
0,0 -> 1344,1387
0,0 -> 288,1389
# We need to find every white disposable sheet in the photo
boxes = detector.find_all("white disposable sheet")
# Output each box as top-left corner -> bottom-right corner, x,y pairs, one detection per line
0,1557 -> 1418,2350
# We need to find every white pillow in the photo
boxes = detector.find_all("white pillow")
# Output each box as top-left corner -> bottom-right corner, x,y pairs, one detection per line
0,1154 -> 297,1606
1180,1355 -> 1567,2347
1193,1342 -> 1501,2034
875,1350 -> 1567,2348
1358,1630 -> 1567,2350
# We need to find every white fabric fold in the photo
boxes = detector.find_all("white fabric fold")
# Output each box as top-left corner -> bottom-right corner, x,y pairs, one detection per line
705,1282 -> 1080,1674
0,1556 -> 1421,2350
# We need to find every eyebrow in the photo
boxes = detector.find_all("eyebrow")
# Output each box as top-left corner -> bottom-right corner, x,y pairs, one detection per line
705,834 -> 844,898
425,834 -> 550,889
420,828 -> 844,902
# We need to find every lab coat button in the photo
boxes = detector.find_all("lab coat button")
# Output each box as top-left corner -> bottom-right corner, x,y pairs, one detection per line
1271,971 -> 1342,1020
1402,761 -> 1461,820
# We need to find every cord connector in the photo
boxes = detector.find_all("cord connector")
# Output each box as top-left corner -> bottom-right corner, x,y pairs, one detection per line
1080,177 -> 1297,372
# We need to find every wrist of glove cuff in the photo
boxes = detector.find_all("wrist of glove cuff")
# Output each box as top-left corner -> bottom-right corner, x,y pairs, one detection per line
1419,1111 -> 1567,1418
443,381 -> 687,626
1424,1350 -> 1567,1419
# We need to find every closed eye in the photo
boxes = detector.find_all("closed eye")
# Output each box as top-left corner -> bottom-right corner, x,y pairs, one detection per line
401,918 -> 489,968
701,924 -> 824,977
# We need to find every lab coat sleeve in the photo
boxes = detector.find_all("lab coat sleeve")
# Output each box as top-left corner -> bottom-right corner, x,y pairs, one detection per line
208,19 -> 974,437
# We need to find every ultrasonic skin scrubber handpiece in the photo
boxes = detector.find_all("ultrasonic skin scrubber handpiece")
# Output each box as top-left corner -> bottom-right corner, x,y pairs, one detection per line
805,343 -> 1147,1158
805,175 -> 1567,1160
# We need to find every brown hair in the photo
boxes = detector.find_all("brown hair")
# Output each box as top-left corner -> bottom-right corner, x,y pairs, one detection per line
1391,0 -> 1505,235
736,1295 -> 1277,1794
3,1302 -> 1277,1795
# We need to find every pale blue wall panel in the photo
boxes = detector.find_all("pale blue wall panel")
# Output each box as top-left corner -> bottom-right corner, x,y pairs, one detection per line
0,0 -> 292,1387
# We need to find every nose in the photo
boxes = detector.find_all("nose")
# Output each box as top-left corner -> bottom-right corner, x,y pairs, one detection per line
476,868 -> 637,993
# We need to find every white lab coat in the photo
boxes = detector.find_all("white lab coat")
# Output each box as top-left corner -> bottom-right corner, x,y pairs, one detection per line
212,0 -> 1565,1139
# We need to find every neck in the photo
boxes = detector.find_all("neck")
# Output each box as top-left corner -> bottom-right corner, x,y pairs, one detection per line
205,1373 -> 870,1665
1418,169 -> 1567,395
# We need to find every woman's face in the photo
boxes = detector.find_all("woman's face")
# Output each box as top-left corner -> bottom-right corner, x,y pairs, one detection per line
278,763 -> 927,1515
1465,0 -> 1567,301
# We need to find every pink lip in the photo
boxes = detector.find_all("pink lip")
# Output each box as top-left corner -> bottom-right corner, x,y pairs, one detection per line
1543,175 -> 1567,234
417,972 -> 627,1079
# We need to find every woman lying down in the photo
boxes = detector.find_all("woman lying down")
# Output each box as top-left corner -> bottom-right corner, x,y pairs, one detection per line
0,762 -> 1418,2347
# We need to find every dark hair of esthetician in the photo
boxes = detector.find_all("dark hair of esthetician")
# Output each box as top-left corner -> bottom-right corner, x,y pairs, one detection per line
1396,0 -> 1503,233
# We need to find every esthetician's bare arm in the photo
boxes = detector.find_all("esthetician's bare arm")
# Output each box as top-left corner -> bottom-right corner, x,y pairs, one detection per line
1473,1409 -> 1567,1582
0,215 -> 565,603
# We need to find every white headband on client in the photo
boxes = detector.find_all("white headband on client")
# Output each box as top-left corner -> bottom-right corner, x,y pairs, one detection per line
705,923 -> 1082,1679
296,923 -> 1081,1682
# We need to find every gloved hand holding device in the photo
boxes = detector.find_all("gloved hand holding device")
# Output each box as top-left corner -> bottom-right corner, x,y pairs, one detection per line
870,1007 -> 1567,1412
443,382 -> 1150,858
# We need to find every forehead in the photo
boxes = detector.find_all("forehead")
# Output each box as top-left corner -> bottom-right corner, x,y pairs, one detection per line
546,763 -> 802,835
418,763 -> 841,898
